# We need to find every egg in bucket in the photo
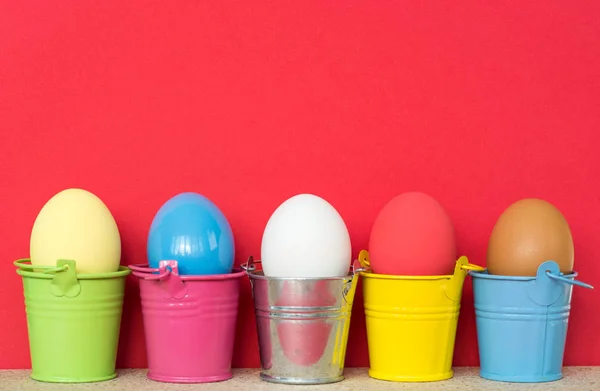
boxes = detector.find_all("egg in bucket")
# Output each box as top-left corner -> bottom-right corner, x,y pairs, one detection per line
471,198 -> 594,383
243,194 -> 362,384
129,192 -> 245,383
359,192 -> 484,382
14,188 -> 131,383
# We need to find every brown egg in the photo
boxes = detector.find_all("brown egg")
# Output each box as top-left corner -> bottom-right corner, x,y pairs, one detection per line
487,198 -> 574,276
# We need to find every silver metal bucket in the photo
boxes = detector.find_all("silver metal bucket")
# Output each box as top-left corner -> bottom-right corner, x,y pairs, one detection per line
242,257 -> 362,385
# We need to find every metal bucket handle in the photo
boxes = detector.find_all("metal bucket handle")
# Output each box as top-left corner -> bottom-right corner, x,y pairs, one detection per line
357,250 -> 370,271
129,263 -> 171,280
241,256 -> 259,274
445,256 -> 485,302
357,250 -> 484,274
545,270 -> 594,290
129,261 -> 187,299
14,258 -> 81,298
241,256 -> 365,277
241,256 -> 363,304
344,258 -> 364,304
357,250 -> 483,302
527,261 -> 593,306
240,257 -> 256,296
14,258 -> 69,274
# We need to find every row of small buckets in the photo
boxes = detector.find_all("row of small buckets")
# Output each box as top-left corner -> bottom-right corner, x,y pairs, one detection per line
14,251 -> 594,384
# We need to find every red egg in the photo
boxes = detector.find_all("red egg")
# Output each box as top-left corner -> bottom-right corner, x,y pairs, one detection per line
275,280 -> 335,366
368,192 -> 457,276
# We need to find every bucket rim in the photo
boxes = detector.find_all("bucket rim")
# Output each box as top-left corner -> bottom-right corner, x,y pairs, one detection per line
468,268 -> 578,281
354,251 -> 484,281
245,268 -> 354,281
129,263 -> 247,281
14,258 -> 131,279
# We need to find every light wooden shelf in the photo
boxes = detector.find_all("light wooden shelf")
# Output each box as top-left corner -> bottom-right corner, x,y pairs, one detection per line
1,367 -> 599,390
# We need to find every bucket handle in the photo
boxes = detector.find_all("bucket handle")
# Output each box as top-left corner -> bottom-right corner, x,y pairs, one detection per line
357,250 -> 371,271
357,251 -> 485,274
528,261 -> 593,306
13,258 -> 69,274
242,256 -> 366,277
545,270 -> 594,290
356,252 -> 484,302
444,256 -> 485,302
242,256 -> 259,274
342,258 -> 363,305
129,261 -> 187,299
14,259 -> 81,298
460,263 -> 486,272
129,264 -> 171,280
242,256 -> 361,307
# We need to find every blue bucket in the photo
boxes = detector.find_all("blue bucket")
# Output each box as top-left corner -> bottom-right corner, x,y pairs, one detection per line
470,261 -> 593,383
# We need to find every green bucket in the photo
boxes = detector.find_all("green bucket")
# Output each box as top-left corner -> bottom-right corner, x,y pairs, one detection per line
14,258 -> 131,383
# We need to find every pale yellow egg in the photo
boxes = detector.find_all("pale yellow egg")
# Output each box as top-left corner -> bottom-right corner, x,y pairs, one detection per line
30,188 -> 121,274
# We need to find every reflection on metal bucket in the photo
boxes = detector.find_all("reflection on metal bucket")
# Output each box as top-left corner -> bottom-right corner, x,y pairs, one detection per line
243,257 -> 361,385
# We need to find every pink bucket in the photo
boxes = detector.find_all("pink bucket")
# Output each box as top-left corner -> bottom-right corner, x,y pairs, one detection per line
130,261 -> 245,383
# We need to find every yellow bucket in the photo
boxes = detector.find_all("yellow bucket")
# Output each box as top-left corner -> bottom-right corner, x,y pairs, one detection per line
359,250 -> 484,382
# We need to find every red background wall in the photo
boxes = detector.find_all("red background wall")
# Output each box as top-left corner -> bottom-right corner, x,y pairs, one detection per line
1,1 -> 599,369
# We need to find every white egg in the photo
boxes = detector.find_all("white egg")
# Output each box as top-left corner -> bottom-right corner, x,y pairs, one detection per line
260,194 -> 352,278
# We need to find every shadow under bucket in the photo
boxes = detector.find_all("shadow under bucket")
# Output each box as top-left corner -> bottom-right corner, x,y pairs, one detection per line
242,257 -> 361,385
130,261 -> 245,384
14,258 -> 131,383
471,261 -> 593,383
359,250 -> 484,382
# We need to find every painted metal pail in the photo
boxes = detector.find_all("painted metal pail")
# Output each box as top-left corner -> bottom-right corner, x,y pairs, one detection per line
242,256 -> 361,385
14,259 -> 130,383
359,250 -> 484,382
130,261 -> 245,383
471,261 -> 593,383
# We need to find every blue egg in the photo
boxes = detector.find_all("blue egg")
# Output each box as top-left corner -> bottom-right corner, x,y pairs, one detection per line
147,192 -> 235,275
